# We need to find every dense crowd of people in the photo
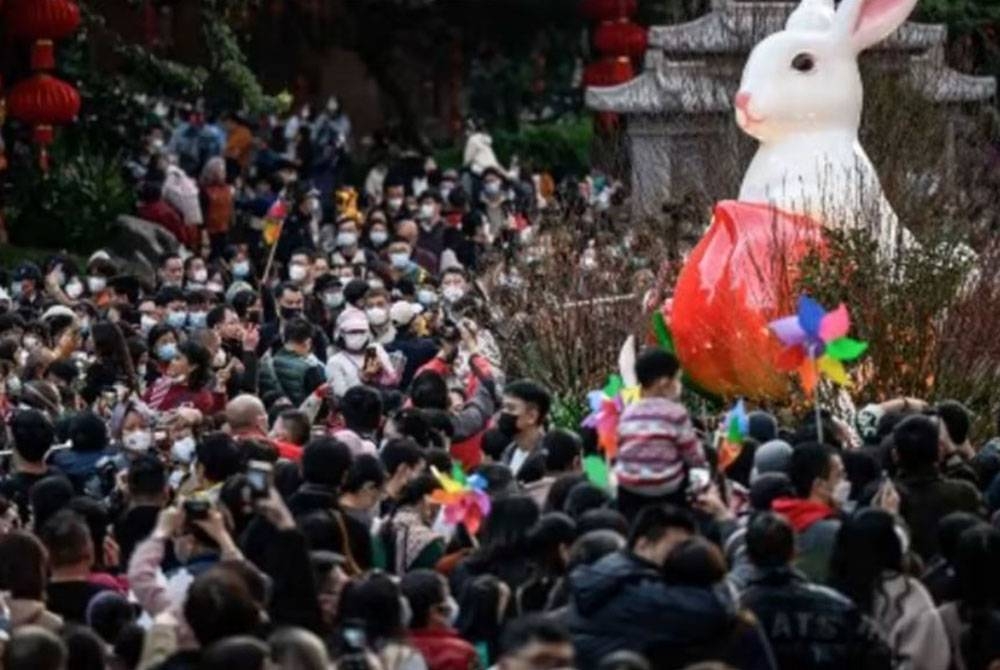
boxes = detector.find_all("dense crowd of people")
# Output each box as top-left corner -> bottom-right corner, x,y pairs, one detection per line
0,99 -> 998,670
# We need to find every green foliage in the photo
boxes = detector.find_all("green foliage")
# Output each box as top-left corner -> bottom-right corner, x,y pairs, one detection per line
6,141 -> 133,250
434,118 -> 593,175
200,0 -> 278,115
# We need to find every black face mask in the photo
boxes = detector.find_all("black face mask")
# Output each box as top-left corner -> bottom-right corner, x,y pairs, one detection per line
280,307 -> 302,321
497,412 -> 519,438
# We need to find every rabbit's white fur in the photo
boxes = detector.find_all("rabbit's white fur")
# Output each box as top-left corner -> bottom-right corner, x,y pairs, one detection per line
735,0 -> 919,254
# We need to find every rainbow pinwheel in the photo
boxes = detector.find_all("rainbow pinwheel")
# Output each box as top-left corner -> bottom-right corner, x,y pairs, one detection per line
581,374 -> 640,458
430,466 -> 491,535
719,399 -> 748,471
769,296 -> 868,394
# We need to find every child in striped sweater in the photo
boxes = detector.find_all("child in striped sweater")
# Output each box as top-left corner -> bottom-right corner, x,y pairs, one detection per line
614,348 -> 705,519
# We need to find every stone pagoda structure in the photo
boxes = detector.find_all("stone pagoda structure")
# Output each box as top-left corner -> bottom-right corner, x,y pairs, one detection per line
586,0 -> 997,218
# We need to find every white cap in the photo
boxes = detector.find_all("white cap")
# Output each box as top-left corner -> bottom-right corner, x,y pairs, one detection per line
88,250 -> 112,266
42,305 -> 77,322
390,300 -> 423,326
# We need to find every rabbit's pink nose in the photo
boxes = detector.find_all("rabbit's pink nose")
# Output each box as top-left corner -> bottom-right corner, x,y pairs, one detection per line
734,91 -> 751,111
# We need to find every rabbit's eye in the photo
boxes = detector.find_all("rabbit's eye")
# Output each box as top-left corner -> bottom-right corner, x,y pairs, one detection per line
791,53 -> 816,73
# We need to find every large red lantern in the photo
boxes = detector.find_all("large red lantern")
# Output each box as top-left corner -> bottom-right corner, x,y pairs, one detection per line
594,19 -> 648,60
7,0 -> 81,41
580,0 -> 637,21
7,74 -> 81,169
583,57 -> 634,87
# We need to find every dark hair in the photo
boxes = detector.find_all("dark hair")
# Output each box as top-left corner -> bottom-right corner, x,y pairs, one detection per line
184,566 -> 261,646
11,409 -> 54,462
748,473 -> 795,512
126,453 -> 166,499
205,304 -> 229,330
68,497 -> 111,570
456,574 -> 506,656
526,513 -> 576,574
746,512 -> 795,568
341,385 -> 383,433
627,505 -> 695,551
828,508 -> 903,614
200,636 -> 269,670
146,323 -> 177,352
504,380 -> 551,423
937,512 -> 985,564
576,508 -> 629,537
475,463 -> 517,498
470,496 -> 540,566
481,428 -> 510,462
563,482 -> 609,519
278,409 -> 311,445
85,592 -> 137,645
516,453 -> 547,485
788,442 -> 835,498
3,627 -> 67,670
196,432 -> 244,484
343,454 -> 387,494
39,509 -> 92,568
283,317 -> 313,345
400,569 -> 446,629
275,281 -> 302,302
893,415 -> 940,472
69,411 -> 108,453
500,614 -> 570,658
29,476 -> 74,531
298,511 -> 352,555
634,348 -> 679,388
544,473 -> 587,514
662,537 -> 726,586
379,438 -> 424,477
953,525 -> 1000,614
747,411 -> 778,444
113,624 -> 144,670
937,400 -> 971,445
301,437 -> 353,488
543,429 -> 582,472
0,531 -> 47,599
273,459 -> 302,500
568,529 -> 626,570
389,409 -> 433,448
337,572 -> 406,644
410,371 -> 449,410
177,340 -> 211,390
396,473 -> 442,509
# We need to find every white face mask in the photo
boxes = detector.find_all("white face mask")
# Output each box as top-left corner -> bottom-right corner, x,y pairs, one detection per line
832,480 -> 852,508
369,231 -> 389,246
123,430 -> 152,453
65,280 -> 84,299
289,264 -> 308,282
387,197 -> 403,212
191,268 -> 208,283
343,333 -> 369,352
325,291 -> 345,309
140,314 -> 159,334
442,286 -> 464,303
336,232 -> 358,248
171,436 -> 196,464
213,348 -> 228,368
418,203 -> 436,221
366,307 -> 389,327
87,276 -> 107,293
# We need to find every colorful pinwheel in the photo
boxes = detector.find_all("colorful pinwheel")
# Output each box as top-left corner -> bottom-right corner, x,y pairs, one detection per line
769,296 -> 868,394
581,374 -> 640,458
430,466 -> 492,535
719,398 -> 748,471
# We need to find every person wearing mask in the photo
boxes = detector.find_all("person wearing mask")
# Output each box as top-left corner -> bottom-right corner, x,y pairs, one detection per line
365,287 -> 396,346
440,268 -> 471,306
184,256 -> 210,292
738,512 -> 891,669
499,380 -> 551,478
386,301 -> 438,389
339,454 -> 387,530
206,304 -> 259,396
396,219 -> 439,276
383,179 -> 409,220
327,309 -> 399,399
567,505 -> 732,668
386,234 -> 431,286
402,569 -> 480,670
364,210 -> 392,254
829,508 -> 950,670
892,415 -> 982,562
143,340 -> 216,415
331,216 -> 368,269
259,282 -> 330,360
39,510 -> 112,624
613,348 -> 704,521
158,253 -> 185,289
475,166 -> 511,239
415,190 -> 446,271
258,318 -> 326,407
0,409 -> 57,522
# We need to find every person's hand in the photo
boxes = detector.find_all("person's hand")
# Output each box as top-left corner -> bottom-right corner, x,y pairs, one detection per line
243,326 -> 260,353
154,505 -> 184,540
216,360 -> 235,387
876,479 -> 900,515
458,319 -> 479,353
692,484 -> 734,522
103,535 -> 121,569
192,508 -> 232,547
255,488 -> 295,531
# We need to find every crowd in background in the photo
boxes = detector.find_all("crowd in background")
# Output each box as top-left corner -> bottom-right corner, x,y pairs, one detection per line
0,96 -> 997,670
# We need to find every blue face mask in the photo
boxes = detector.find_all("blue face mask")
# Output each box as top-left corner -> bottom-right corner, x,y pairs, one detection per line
167,311 -> 188,328
188,311 -> 207,329
417,289 -> 438,306
390,252 -> 410,270
232,260 -> 250,278
157,342 -> 178,362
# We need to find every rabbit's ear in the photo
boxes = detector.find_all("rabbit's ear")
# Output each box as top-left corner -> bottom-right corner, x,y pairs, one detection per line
833,0 -> 917,52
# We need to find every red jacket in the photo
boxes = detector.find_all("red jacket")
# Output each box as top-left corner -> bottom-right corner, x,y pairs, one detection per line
138,199 -> 195,247
409,628 -> 480,670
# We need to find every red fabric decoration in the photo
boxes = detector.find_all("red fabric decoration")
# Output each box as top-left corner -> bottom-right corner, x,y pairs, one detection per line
594,19 -> 648,59
583,57 -> 634,87
580,0 -> 637,21
669,201 -> 825,399
7,0 -> 81,41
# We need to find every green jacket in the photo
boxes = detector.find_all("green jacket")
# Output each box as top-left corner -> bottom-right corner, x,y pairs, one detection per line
259,347 -> 326,407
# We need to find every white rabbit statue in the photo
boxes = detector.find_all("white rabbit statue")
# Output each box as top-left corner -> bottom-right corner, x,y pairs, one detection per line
734,0 -> 918,254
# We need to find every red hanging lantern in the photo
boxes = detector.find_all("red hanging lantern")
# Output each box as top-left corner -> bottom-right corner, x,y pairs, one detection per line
583,57 -> 634,88
7,0 -> 81,42
580,0 -> 637,22
594,19 -> 648,60
7,73 -> 81,169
